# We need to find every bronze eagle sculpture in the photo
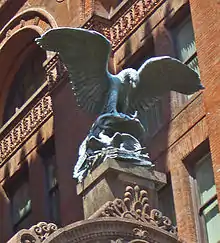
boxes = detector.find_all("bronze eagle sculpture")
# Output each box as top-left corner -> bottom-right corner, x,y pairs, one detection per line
36,27 -> 203,181
36,28 -> 203,118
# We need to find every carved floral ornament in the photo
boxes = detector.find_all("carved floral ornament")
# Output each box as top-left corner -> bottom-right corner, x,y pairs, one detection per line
9,186 -> 178,243
96,185 -> 177,235
11,220 -> 178,243
19,222 -> 58,243
30,222 -> 58,242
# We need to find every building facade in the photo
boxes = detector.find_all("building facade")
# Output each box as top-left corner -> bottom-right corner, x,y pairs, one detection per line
0,0 -> 219,242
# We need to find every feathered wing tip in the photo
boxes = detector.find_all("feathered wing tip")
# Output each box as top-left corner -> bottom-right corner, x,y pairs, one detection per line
138,56 -> 203,95
35,27 -> 112,114
35,27 -> 111,51
128,56 -> 204,116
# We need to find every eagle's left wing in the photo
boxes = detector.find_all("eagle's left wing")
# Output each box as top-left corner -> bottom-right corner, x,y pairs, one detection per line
128,56 -> 203,116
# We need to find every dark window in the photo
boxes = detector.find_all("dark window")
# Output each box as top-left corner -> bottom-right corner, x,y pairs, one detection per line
11,181 -> 32,232
158,175 -> 176,225
174,16 -> 199,74
38,137 -> 60,225
4,164 -> 32,233
3,46 -> 46,124
191,153 -> 220,242
45,158 -> 60,225
173,16 -> 200,103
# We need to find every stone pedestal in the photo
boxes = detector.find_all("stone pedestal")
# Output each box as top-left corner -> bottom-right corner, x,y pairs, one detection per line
8,161 -> 177,243
77,158 -> 166,219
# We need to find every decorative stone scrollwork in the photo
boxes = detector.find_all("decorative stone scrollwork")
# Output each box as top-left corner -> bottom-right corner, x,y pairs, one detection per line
133,228 -> 150,239
30,222 -> 58,242
100,185 -> 177,235
7,222 -> 58,243
132,227 -> 158,243
8,217 -> 179,243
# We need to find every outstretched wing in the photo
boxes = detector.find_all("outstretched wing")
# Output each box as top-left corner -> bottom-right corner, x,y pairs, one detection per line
37,28 -> 112,113
128,56 -> 203,115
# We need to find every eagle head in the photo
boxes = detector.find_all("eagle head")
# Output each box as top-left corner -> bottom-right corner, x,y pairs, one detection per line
118,68 -> 139,89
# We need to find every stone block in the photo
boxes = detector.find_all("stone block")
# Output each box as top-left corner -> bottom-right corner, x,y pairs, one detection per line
77,158 -> 166,218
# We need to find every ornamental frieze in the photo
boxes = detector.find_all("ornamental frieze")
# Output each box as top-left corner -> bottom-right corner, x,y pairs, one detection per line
0,95 -> 53,164
83,0 -> 165,51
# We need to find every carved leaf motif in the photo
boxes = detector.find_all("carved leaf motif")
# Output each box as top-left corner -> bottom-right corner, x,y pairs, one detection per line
100,185 -> 177,235
133,228 -> 150,239
124,185 -> 150,218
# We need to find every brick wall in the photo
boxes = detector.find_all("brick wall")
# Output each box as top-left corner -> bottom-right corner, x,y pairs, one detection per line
189,0 -> 220,206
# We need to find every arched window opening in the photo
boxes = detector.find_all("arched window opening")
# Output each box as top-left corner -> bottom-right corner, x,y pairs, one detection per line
3,45 -> 47,124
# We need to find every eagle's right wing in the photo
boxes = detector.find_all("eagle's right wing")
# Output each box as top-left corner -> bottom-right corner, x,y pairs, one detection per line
37,28 -> 112,114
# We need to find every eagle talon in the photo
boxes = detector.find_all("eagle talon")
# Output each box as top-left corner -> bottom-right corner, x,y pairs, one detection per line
131,111 -> 138,119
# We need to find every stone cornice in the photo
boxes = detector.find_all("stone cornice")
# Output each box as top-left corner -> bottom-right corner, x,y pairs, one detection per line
83,0 -> 166,52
